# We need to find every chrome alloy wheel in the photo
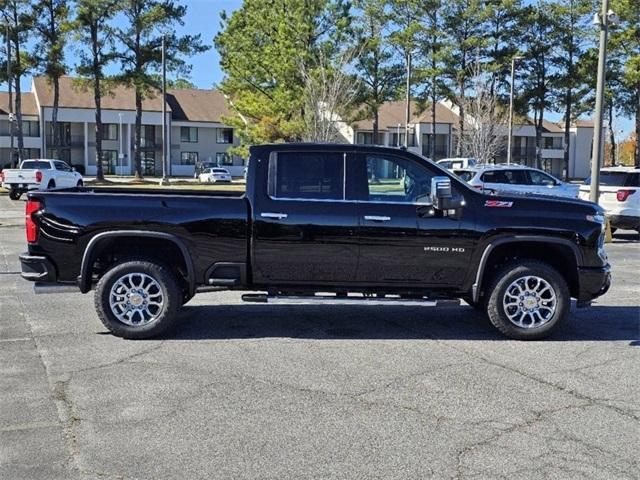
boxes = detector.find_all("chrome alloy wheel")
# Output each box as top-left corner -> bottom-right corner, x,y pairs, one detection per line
109,273 -> 164,326
502,275 -> 557,329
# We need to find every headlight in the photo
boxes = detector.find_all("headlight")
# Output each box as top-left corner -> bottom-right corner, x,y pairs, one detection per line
586,213 -> 605,224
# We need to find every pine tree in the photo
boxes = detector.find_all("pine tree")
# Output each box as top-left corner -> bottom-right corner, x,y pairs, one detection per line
74,0 -> 119,182
115,0 -> 208,179
352,0 -> 402,144
32,0 -> 72,151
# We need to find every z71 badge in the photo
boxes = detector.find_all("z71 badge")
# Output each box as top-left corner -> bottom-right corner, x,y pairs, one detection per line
485,200 -> 513,208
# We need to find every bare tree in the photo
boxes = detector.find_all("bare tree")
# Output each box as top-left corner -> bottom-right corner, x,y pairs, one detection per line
457,72 -> 508,164
299,48 -> 360,142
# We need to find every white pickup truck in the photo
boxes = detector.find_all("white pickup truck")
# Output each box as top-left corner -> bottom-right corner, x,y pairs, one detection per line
0,159 -> 84,200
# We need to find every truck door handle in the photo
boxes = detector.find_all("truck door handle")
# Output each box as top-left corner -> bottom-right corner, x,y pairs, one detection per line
261,212 -> 288,220
364,215 -> 391,222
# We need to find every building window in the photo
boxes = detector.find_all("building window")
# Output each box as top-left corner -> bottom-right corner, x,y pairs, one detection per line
100,150 -> 118,174
216,152 -> 233,165
390,132 -> 416,147
22,120 -> 40,137
541,158 -> 554,173
356,131 -> 384,145
47,148 -> 71,162
216,128 -> 233,144
544,137 -> 563,149
180,126 -> 198,143
180,152 -> 198,165
140,125 -> 155,148
101,124 -> 118,141
48,122 -> 71,146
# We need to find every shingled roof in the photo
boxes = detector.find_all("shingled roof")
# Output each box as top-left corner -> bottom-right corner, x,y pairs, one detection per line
0,92 -> 38,116
33,76 -> 168,112
352,100 -> 459,130
166,89 -> 230,123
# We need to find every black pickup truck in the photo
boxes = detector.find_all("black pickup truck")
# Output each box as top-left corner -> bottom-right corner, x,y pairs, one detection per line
20,144 -> 611,340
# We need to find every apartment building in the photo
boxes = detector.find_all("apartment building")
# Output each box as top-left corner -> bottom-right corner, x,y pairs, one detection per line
0,76 -> 243,176
338,100 -> 595,179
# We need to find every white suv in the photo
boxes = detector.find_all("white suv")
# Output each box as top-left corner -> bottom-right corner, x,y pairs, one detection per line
453,164 -> 579,199
579,167 -> 640,232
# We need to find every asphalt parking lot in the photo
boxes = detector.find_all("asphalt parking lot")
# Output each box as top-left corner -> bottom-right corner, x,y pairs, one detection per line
1,194 -> 638,479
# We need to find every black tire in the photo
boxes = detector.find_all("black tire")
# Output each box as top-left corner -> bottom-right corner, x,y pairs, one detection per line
77,180 -> 84,187
94,258 -> 181,339
486,260 -> 570,340
9,189 -> 22,200
47,180 -> 56,189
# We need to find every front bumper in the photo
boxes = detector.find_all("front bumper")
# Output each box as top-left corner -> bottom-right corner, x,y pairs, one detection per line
19,253 -> 57,282
577,264 -> 611,305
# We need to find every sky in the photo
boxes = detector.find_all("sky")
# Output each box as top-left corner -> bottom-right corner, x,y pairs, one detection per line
2,0 -> 633,138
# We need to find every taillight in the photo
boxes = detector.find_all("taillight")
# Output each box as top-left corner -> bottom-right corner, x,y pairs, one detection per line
616,189 -> 635,202
35,170 -> 43,183
0,171 -> 4,182
25,199 -> 42,243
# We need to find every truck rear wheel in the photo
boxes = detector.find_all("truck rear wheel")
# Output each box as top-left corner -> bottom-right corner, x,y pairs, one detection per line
486,260 -> 570,340
94,258 -> 181,339
9,189 -> 22,200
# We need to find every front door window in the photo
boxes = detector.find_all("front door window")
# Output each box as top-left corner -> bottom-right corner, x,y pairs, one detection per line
366,154 -> 433,204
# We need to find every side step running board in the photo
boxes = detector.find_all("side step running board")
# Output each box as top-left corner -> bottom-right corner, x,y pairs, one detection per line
241,294 -> 459,307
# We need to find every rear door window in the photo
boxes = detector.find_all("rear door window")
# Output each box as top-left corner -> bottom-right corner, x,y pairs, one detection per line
528,170 -> 557,186
269,152 -> 345,200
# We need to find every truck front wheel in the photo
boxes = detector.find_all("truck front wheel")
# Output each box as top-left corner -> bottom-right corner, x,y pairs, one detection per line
94,259 -> 181,339
486,260 -> 570,340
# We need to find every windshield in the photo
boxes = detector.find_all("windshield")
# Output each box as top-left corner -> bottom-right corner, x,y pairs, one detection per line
584,172 -> 639,187
21,161 -> 52,170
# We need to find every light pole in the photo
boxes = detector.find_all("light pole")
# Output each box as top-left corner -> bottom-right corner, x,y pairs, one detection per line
589,1 -> 618,202
159,36 -> 170,186
5,22 -> 15,168
118,113 -> 123,176
506,56 -> 524,165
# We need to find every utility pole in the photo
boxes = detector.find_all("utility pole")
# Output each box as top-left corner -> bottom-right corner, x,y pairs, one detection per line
506,56 -> 523,165
6,22 -> 15,168
589,0 -> 615,202
405,52 -> 411,148
160,36 -> 169,186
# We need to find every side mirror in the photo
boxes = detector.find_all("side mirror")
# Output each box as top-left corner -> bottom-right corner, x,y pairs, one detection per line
430,176 -> 465,210
71,166 -> 76,172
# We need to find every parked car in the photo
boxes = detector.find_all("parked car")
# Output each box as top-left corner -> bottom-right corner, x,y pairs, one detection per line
193,161 -> 218,179
198,167 -> 232,183
19,144 -> 610,341
437,157 -> 477,170
0,159 -> 83,200
454,164 -> 579,199
579,166 -> 640,232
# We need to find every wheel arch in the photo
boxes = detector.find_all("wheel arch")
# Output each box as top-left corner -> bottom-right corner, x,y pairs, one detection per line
472,236 -> 582,302
79,230 -> 195,296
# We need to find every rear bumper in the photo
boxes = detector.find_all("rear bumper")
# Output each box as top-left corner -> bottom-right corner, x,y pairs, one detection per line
19,253 -> 57,282
577,264 -> 611,304
607,214 -> 640,230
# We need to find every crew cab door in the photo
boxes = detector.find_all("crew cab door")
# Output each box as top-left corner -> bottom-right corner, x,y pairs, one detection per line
53,161 -> 76,187
251,150 -> 359,284
353,152 -> 474,287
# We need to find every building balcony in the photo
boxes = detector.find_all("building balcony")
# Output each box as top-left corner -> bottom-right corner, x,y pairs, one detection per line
132,138 -> 162,150
46,135 -> 85,147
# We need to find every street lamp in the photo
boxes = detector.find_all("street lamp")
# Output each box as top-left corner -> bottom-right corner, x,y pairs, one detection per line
589,1 -> 618,203
4,21 -> 16,167
159,36 -> 170,186
506,56 -> 524,165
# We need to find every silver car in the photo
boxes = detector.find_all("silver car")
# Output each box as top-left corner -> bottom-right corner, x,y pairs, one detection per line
454,164 -> 580,199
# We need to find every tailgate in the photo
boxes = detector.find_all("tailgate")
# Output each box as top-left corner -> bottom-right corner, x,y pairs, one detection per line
579,185 -> 621,210
2,169 -> 38,184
